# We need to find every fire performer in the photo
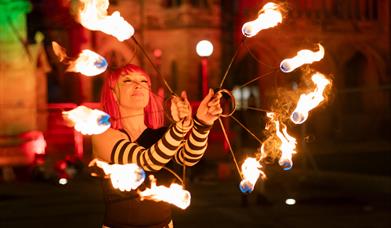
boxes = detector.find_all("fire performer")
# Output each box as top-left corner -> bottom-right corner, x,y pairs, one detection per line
92,64 -> 222,228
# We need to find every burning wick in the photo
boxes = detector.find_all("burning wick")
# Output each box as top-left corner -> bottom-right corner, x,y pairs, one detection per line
280,44 -> 324,73
290,72 -> 331,124
52,41 -> 108,76
239,157 -> 265,193
89,159 -> 146,191
63,105 -> 111,135
138,175 -> 191,209
241,2 -> 283,38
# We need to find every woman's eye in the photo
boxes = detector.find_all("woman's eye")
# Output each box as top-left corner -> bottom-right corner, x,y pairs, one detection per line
141,80 -> 148,83
123,79 -> 132,83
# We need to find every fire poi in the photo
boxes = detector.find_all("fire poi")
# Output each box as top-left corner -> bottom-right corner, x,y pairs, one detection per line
55,1 -> 335,209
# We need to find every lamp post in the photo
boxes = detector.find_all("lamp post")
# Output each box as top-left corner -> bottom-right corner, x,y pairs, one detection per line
196,40 -> 213,97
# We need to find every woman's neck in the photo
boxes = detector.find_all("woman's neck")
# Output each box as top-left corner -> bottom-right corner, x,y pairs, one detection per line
119,108 -> 147,140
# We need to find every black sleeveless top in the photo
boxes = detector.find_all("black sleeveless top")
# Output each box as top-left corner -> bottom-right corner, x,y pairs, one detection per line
102,127 -> 177,228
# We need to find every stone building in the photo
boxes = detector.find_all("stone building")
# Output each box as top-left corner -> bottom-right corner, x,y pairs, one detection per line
0,0 -> 389,177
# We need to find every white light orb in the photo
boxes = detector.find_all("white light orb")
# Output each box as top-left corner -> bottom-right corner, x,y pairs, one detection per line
196,40 -> 214,57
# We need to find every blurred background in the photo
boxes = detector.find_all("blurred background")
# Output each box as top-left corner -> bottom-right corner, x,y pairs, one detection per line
0,0 -> 390,227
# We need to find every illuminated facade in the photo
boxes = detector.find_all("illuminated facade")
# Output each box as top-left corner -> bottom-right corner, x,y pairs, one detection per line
0,0 -> 389,171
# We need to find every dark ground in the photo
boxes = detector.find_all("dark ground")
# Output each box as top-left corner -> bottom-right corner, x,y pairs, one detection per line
0,157 -> 390,228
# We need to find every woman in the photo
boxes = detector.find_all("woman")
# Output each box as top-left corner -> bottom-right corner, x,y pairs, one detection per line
92,64 -> 222,228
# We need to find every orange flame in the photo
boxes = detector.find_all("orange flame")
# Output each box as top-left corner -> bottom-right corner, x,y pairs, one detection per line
138,175 -> 191,209
280,44 -> 325,73
239,157 -> 265,193
275,121 -> 297,170
266,112 -> 297,170
290,72 -> 331,124
89,159 -> 146,191
78,0 -> 134,41
62,105 -> 111,135
242,2 -> 283,37
52,41 -> 107,76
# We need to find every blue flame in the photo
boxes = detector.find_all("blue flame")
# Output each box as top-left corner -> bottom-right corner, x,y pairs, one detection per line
94,57 -> 108,69
98,114 -> 111,126
239,180 -> 254,193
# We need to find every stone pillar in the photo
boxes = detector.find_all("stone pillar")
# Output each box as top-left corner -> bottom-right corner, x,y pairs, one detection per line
0,0 -> 35,135
0,0 -> 36,170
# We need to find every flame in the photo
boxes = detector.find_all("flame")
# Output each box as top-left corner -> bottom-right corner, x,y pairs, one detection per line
89,159 -> 146,191
280,44 -> 325,73
242,2 -> 283,37
239,157 -> 265,193
52,41 -> 108,76
290,72 -> 331,124
138,175 -> 191,209
62,105 -> 111,135
275,121 -> 296,170
78,0 -> 134,41
266,112 -> 297,170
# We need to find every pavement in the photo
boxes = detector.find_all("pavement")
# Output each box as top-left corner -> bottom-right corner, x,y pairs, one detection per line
0,162 -> 390,228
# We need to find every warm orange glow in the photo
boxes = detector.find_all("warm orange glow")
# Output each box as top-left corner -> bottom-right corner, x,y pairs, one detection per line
62,106 -> 111,135
21,131 -> 47,155
241,2 -> 283,37
239,157 -> 265,193
52,41 -> 107,76
290,72 -> 331,124
266,112 -> 297,170
89,159 -> 146,191
275,120 -> 297,170
280,44 -> 325,73
78,0 -> 134,41
138,175 -> 191,209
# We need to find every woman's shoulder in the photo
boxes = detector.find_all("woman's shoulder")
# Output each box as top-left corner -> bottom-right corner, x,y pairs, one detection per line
92,128 -> 126,141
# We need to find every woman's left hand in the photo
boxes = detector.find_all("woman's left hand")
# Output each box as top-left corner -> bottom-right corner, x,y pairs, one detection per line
196,89 -> 223,126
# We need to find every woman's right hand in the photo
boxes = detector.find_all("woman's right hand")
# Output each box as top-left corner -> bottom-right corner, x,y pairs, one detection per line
171,91 -> 192,127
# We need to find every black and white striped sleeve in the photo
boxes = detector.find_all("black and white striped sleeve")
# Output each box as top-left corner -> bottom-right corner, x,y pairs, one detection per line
174,117 -> 212,166
110,122 -> 192,171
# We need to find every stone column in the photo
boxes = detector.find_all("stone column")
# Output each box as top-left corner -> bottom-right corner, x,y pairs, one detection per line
0,0 -> 35,135
0,0 -> 36,171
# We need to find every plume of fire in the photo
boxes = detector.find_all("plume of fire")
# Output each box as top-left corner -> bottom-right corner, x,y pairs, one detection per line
52,41 -> 108,76
78,0 -> 134,41
264,112 -> 297,170
62,105 -> 111,135
280,44 -> 325,73
275,121 -> 297,170
242,2 -> 283,38
239,157 -> 265,193
290,72 -> 331,124
138,175 -> 191,209
89,159 -> 146,191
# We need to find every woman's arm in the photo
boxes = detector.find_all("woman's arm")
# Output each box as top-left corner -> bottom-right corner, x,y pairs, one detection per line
174,117 -> 212,166
174,89 -> 222,166
92,122 -> 192,171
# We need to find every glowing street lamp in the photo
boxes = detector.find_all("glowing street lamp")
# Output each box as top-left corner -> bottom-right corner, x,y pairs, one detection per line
196,40 -> 213,97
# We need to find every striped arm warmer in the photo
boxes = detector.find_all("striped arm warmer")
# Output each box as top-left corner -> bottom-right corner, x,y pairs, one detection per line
174,117 -> 212,166
110,122 -> 193,172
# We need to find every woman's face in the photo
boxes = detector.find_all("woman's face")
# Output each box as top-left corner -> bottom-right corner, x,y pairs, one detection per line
113,72 -> 150,110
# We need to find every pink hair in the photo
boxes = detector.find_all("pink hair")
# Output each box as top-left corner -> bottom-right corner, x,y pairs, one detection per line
101,64 -> 164,129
